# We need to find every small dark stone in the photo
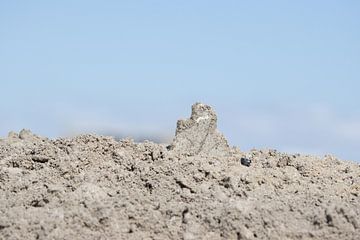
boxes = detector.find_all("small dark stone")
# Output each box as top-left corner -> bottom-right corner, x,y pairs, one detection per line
32,155 -> 50,163
241,157 -> 251,167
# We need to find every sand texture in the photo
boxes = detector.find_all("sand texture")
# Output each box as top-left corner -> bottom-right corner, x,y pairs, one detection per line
0,103 -> 359,240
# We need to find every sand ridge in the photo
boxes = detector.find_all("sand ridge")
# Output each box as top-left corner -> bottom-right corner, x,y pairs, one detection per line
0,103 -> 359,239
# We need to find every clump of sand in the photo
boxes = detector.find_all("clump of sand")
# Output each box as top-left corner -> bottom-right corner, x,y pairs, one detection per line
0,103 -> 359,239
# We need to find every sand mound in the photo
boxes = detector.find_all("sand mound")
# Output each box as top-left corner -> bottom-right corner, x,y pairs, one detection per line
0,103 -> 359,240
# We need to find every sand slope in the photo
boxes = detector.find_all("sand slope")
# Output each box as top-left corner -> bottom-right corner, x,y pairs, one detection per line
0,103 -> 359,239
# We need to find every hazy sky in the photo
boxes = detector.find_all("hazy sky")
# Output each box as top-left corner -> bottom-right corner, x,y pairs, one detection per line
1,1 -> 359,161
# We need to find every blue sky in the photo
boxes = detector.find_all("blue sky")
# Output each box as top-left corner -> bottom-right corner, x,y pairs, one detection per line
1,1 -> 359,161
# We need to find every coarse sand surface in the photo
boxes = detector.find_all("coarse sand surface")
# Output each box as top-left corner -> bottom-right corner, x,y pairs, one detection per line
0,103 -> 359,239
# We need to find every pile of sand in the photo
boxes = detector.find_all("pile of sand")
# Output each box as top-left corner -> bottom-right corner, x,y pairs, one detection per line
0,103 -> 359,239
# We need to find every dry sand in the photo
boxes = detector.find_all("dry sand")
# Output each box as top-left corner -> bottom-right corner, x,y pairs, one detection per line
0,103 -> 359,240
